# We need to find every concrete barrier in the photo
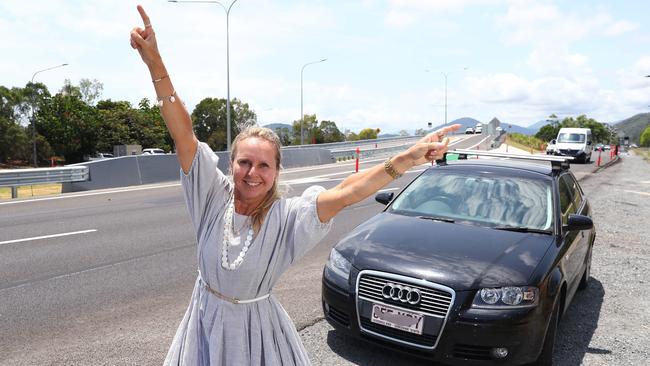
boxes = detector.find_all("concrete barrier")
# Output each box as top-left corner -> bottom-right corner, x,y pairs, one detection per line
63,146 -> 334,192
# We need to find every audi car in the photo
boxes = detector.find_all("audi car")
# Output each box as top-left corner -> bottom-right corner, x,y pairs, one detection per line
322,151 -> 595,365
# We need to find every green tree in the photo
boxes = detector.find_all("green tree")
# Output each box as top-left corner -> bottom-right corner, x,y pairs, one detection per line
192,97 -> 257,151
36,92 -> 100,163
79,78 -> 104,106
319,120 -> 344,143
291,114 -> 318,145
346,131 -> 359,141
414,128 -> 427,136
399,129 -> 410,137
535,124 -> 560,142
358,128 -> 379,140
640,125 -> 650,147
273,127 -> 292,146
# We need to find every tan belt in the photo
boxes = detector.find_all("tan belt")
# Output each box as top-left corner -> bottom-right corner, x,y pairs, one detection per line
198,272 -> 270,304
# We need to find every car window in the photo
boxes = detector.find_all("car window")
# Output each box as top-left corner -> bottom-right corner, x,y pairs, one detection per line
389,170 -> 553,230
562,174 -> 583,210
558,175 -> 576,222
557,133 -> 585,143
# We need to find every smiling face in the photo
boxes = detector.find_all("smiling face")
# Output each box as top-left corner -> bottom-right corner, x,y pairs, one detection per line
231,137 -> 279,210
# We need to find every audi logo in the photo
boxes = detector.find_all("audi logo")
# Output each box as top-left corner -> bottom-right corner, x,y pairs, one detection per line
381,283 -> 421,305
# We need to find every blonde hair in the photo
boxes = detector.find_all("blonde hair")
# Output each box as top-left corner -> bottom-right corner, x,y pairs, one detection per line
230,126 -> 283,233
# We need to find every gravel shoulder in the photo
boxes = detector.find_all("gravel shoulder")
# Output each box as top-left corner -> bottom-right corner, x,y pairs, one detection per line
300,152 -> 650,366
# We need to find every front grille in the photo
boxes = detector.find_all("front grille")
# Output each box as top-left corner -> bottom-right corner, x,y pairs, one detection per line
559,149 -> 577,156
358,274 -> 453,317
453,344 -> 492,360
327,305 -> 350,327
360,317 -> 437,347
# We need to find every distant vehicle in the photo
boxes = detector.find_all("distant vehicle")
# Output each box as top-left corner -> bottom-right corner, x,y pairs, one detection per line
603,145 -> 611,151
142,148 -> 166,155
465,127 -> 475,134
87,152 -> 114,161
595,143 -> 604,151
552,128 -> 593,163
546,139 -> 556,155
475,126 -> 483,134
496,126 -> 503,133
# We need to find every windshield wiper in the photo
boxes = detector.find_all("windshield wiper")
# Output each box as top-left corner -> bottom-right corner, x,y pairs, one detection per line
418,215 -> 455,223
492,226 -> 552,234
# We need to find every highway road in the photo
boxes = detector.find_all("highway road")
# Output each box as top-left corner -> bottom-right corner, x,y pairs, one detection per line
0,146 -> 606,365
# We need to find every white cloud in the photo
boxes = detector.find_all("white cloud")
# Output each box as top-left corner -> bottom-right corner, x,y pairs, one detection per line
385,10 -> 417,27
603,20 -> 639,36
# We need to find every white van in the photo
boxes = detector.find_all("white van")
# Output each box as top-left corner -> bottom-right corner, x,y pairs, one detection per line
552,128 -> 593,163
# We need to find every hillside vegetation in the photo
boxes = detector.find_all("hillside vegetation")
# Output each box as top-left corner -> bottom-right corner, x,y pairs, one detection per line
615,113 -> 650,144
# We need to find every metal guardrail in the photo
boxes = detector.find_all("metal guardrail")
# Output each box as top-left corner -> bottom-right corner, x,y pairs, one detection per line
0,166 -> 89,199
282,135 -> 421,150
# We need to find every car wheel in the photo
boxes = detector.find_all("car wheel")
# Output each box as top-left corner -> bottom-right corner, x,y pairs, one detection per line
531,299 -> 560,366
578,246 -> 592,290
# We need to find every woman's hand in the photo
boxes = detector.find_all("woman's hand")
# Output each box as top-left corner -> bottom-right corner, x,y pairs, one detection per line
130,5 -> 161,67
406,124 -> 461,164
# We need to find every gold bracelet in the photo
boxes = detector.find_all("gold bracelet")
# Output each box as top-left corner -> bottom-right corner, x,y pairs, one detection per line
152,74 -> 169,83
384,157 -> 402,179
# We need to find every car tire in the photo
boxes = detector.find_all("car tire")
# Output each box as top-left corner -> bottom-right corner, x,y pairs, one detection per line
578,246 -> 592,290
531,299 -> 560,366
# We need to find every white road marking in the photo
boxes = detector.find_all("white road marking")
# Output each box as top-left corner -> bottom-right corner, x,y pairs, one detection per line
0,183 -> 182,206
0,229 -> 97,246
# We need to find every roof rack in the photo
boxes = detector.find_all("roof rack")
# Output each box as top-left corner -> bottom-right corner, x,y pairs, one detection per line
442,149 -> 574,171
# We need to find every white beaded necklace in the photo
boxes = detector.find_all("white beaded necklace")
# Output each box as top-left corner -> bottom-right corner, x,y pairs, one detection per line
222,198 -> 254,270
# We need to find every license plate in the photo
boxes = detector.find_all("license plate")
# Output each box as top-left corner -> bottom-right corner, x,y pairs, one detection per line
371,303 -> 424,335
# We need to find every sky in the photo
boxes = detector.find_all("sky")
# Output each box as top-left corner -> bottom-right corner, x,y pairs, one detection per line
2,0 -> 650,135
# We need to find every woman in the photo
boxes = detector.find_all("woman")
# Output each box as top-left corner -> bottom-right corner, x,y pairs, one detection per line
130,5 -> 459,365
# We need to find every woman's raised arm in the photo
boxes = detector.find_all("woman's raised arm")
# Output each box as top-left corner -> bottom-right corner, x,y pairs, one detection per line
130,5 -> 197,173
316,124 -> 461,223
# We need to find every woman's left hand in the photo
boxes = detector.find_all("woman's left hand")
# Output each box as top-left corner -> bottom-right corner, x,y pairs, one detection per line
407,124 -> 462,164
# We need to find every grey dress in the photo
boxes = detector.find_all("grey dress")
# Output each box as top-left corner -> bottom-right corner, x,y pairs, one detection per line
164,142 -> 333,366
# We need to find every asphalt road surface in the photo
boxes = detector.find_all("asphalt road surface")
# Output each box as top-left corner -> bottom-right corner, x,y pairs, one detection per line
0,151 -> 614,365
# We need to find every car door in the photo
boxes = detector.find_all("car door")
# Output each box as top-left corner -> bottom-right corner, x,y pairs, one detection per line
565,173 -> 591,279
558,174 -> 582,292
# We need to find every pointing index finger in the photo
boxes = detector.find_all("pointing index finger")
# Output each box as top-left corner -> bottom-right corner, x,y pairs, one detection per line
137,5 -> 151,27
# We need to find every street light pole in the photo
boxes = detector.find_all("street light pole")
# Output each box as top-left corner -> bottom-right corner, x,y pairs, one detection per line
169,0 -> 238,151
30,63 -> 68,167
300,58 -> 327,145
425,68 -> 467,130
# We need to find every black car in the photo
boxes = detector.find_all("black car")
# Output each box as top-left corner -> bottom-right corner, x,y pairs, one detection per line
322,150 -> 595,365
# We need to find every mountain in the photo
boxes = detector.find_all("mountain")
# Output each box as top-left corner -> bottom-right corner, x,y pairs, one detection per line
263,123 -> 293,133
614,113 -> 650,144
430,117 -> 536,135
528,119 -> 553,132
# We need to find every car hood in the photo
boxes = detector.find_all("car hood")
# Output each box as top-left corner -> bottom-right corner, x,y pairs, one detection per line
336,212 -> 554,290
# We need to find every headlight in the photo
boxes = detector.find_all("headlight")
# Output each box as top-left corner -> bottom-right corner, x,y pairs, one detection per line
472,286 -> 538,308
324,248 -> 352,290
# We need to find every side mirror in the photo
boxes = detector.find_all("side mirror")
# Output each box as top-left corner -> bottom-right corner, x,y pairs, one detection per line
564,214 -> 593,231
587,141 -> 592,146
375,192 -> 394,205
550,139 -> 556,144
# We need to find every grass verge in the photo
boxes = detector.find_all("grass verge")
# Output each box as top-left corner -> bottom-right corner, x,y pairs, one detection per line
0,183 -> 62,200
505,137 -> 544,154
632,148 -> 650,162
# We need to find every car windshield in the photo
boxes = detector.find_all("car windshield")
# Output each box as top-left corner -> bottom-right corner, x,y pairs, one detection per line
388,170 -> 553,231
557,133 -> 585,143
